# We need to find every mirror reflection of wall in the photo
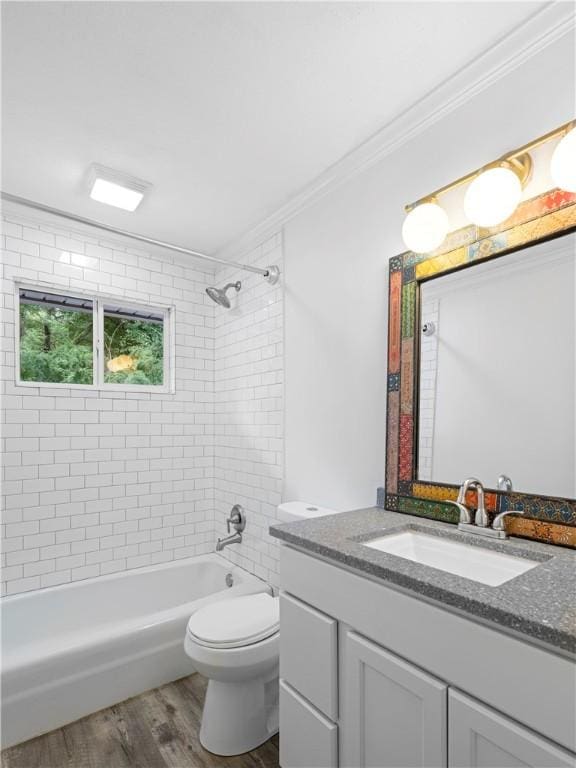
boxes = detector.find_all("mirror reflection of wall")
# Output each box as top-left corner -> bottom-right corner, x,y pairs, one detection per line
418,233 -> 575,499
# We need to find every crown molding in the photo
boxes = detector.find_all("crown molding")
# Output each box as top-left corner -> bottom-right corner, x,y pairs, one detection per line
216,2 -> 575,262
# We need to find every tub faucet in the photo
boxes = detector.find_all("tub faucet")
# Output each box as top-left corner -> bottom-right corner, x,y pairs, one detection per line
216,505 -> 246,552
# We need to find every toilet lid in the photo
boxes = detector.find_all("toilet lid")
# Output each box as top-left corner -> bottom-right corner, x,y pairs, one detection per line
187,593 -> 279,649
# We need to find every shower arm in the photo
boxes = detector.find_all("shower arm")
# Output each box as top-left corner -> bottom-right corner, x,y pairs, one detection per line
0,192 -> 280,284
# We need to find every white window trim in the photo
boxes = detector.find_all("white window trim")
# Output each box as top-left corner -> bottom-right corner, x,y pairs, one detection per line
14,280 -> 175,394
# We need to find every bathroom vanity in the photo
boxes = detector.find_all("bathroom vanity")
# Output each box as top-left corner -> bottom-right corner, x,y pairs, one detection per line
271,508 -> 576,768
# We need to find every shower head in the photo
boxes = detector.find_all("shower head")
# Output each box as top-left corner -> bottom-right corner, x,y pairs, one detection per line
206,281 -> 241,308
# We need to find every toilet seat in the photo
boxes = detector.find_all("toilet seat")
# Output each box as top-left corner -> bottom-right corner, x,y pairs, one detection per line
187,592 -> 279,649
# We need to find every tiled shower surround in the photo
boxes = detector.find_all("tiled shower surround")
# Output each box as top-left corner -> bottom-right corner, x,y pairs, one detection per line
213,235 -> 284,587
0,211 -> 284,596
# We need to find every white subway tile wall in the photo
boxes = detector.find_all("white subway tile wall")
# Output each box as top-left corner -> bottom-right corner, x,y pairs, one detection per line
1,212 -> 217,596
213,235 -> 284,588
418,298 -> 439,481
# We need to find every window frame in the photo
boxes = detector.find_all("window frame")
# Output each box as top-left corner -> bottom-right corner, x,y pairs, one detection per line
14,281 -> 175,394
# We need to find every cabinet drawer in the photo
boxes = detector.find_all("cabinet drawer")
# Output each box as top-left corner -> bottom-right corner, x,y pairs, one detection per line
280,592 -> 338,719
280,680 -> 338,768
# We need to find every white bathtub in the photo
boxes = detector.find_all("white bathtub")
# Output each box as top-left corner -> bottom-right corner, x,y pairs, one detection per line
0,554 -> 269,748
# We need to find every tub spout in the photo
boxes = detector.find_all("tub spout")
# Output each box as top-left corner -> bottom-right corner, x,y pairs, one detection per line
215,505 -> 246,552
216,532 -> 242,552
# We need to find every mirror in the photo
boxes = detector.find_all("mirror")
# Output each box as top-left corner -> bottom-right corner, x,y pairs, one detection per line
417,233 -> 575,499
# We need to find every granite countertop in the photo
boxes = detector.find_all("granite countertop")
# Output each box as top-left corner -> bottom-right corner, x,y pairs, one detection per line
270,507 -> 576,658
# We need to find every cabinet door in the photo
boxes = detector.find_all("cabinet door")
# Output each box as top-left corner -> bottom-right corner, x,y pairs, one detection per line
449,690 -> 576,768
341,630 -> 447,768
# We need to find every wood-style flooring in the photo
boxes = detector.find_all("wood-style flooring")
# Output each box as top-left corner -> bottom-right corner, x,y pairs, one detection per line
1,674 -> 279,768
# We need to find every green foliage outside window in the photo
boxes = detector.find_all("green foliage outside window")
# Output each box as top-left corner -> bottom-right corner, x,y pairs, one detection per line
19,298 -> 165,387
104,315 -> 164,385
19,303 -> 93,384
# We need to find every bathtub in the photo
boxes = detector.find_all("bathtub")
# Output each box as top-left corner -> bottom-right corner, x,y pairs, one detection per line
0,554 -> 269,748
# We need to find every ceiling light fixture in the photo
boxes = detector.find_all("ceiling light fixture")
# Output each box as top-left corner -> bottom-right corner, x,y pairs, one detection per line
88,164 -> 150,212
401,120 -> 574,253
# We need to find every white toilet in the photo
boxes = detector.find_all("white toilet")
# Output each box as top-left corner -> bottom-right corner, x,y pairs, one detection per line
184,501 -> 337,756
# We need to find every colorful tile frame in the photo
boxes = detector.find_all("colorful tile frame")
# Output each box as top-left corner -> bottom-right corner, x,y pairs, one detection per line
385,188 -> 576,549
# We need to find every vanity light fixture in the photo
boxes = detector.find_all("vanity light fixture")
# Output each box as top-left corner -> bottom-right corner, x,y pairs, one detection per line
88,164 -> 150,212
401,200 -> 449,254
464,155 -> 531,228
402,120 -> 575,253
550,125 -> 576,193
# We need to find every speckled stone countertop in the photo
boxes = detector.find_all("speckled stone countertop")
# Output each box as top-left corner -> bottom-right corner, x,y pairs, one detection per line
270,507 -> 576,658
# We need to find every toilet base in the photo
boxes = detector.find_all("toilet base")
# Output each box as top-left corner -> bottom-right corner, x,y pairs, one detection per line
199,672 -> 279,756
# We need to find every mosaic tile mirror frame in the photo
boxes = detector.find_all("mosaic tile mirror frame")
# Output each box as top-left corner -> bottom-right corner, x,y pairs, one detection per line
385,188 -> 576,548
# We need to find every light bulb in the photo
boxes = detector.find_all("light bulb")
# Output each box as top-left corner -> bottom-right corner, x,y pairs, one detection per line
402,202 -> 449,253
464,166 -> 522,227
550,127 -> 576,192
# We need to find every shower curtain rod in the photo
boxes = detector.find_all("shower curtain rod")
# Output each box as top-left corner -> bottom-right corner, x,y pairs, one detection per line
0,192 -> 280,283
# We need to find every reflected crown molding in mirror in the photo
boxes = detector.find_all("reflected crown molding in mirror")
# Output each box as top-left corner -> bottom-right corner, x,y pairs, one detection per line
386,186 -> 576,548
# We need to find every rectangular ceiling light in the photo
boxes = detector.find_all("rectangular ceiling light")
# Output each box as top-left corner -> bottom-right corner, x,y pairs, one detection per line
88,164 -> 150,212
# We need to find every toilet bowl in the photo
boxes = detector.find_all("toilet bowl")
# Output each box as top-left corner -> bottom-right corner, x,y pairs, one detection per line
185,592 -> 279,755
184,501 -> 337,756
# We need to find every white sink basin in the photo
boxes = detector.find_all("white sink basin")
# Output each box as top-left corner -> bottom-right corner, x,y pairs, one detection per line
363,530 -> 539,586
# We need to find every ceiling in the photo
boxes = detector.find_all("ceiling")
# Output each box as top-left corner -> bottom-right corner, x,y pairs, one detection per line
2,1 -> 546,254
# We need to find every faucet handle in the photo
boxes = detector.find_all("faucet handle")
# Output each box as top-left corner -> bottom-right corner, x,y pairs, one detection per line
444,500 -> 473,525
492,509 -> 524,532
226,504 -> 246,533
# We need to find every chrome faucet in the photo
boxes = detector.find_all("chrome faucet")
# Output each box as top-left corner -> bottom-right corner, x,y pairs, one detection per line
471,480 -> 489,528
445,478 -> 524,539
216,504 -> 246,552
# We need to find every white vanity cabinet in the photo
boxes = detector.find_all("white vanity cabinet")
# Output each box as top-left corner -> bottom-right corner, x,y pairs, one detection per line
278,545 -> 576,768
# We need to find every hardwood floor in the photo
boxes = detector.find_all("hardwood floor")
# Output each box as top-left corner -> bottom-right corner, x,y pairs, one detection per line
1,674 -> 279,768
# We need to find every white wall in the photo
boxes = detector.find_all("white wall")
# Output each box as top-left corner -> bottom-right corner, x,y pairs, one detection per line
1,211 -> 216,596
212,235 -> 284,588
283,34 -> 574,510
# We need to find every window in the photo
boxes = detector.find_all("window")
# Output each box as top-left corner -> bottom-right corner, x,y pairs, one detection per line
103,304 -> 164,386
19,291 -> 94,385
17,287 -> 171,391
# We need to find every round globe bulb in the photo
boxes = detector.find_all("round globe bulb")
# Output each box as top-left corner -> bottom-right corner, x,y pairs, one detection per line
550,127 -> 576,192
464,166 -> 522,227
401,202 -> 449,253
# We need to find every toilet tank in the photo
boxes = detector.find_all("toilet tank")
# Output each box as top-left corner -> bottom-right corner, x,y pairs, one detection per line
276,501 -> 338,524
